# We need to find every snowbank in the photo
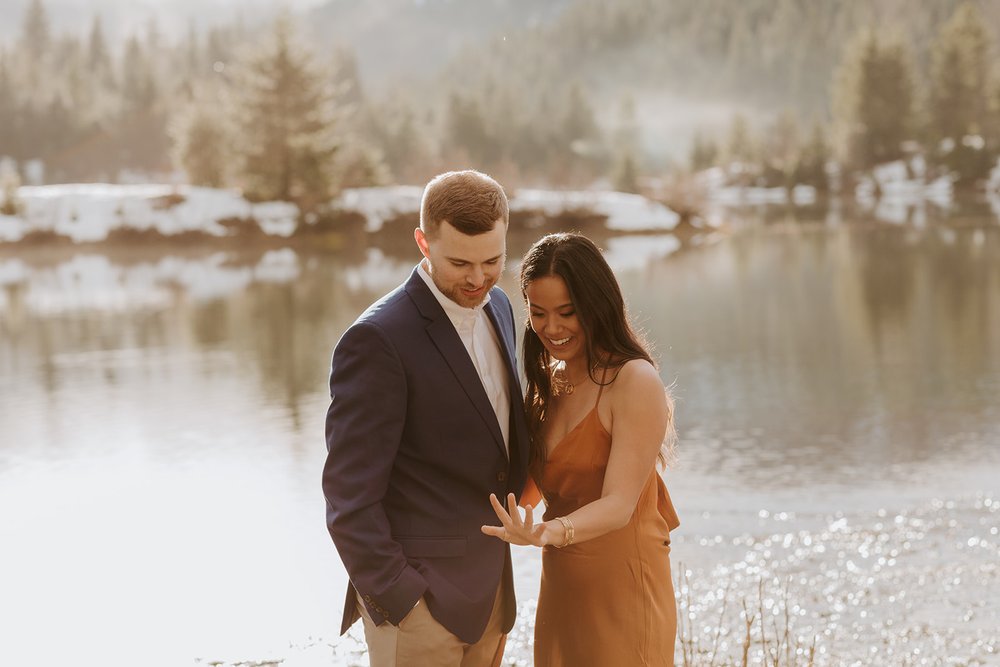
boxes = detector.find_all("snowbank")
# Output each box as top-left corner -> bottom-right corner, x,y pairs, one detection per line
696,167 -> 818,207
855,159 -> 954,208
511,188 -> 679,232
0,184 -> 684,243
0,184 -> 299,243
338,186 -> 424,233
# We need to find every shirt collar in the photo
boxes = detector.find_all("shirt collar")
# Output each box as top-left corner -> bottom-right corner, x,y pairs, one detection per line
417,260 -> 491,325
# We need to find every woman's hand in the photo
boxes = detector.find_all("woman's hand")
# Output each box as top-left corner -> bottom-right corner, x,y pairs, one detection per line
481,493 -> 561,547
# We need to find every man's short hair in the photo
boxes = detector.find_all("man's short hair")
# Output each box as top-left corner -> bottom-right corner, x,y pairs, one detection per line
420,170 -> 509,237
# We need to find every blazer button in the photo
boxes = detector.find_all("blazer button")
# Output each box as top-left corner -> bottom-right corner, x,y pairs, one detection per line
497,471 -> 507,482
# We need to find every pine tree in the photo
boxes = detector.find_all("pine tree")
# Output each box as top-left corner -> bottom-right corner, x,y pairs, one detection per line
182,21 -> 201,78
40,94 -> 76,161
335,141 -> 389,188
171,94 -> 231,188
444,92 -> 500,166
611,148 -> 640,193
121,35 -> 157,114
689,131 -> 718,171
611,95 -> 642,189
793,122 -> 830,191
554,82 -> 603,183
87,16 -> 108,70
832,29 -> 917,170
765,110 -> 800,173
560,82 -> 602,155
929,2 -> 993,143
229,14 -> 340,208
20,0 -> 50,64
726,112 -> 755,165
87,15 -> 117,92
331,46 -> 364,109
0,158 -> 23,215
927,2 -> 996,185
366,94 -> 428,183
612,93 -> 640,156
0,53 -> 21,160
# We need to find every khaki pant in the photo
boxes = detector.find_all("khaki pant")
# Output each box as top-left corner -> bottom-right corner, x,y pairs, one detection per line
357,582 -> 506,667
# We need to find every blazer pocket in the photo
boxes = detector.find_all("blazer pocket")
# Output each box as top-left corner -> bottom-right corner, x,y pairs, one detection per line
395,536 -> 467,558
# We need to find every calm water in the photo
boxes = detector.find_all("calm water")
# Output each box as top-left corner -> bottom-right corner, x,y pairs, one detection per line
1,218 -> 999,665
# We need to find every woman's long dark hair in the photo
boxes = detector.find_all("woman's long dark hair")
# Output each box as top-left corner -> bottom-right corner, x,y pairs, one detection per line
520,233 -> 673,465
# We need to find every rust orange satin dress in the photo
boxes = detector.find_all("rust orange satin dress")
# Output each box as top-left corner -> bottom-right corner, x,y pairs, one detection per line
530,399 -> 680,667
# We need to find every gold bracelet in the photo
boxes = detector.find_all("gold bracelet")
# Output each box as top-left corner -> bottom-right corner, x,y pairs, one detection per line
554,516 -> 575,547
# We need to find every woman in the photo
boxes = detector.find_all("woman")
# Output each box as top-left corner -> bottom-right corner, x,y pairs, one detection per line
482,232 -> 680,666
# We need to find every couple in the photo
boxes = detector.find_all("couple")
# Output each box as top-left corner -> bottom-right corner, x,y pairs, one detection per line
322,170 -> 680,666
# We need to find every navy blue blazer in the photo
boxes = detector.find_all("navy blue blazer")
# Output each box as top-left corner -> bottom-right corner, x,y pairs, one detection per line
323,268 -> 530,644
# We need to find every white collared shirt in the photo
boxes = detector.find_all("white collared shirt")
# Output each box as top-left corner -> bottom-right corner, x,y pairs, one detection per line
418,262 -> 510,455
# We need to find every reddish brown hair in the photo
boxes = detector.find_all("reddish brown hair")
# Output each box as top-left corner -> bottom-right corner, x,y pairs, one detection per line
420,170 -> 509,237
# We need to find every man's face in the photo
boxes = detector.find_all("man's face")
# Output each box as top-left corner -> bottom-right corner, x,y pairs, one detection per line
415,219 -> 507,308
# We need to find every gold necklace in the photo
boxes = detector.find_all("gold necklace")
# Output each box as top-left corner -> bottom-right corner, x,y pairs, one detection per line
550,364 -> 595,397
551,368 -> 575,396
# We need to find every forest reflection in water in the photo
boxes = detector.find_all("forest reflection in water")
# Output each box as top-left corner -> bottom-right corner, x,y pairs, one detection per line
0,218 -> 998,665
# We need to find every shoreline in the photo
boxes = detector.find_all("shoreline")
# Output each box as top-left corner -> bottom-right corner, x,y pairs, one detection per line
189,488 -> 999,667
0,184 -> 689,249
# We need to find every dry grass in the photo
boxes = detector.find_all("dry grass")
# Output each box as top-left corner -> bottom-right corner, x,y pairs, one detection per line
676,564 -> 817,667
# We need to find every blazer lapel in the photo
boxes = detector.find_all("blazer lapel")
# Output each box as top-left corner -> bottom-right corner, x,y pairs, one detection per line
406,270 -> 506,454
484,297 -> 520,392
485,296 -> 523,466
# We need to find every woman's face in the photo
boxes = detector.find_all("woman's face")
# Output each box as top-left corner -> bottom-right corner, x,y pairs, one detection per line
525,275 -> 587,365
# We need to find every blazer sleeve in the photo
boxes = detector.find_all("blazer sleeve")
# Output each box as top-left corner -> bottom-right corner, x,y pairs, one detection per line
322,320 -> 427,625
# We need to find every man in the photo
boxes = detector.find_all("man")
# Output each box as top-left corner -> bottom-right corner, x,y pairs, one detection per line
323,170 -> 530,666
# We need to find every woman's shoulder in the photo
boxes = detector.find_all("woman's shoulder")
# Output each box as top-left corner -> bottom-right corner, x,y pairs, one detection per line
612,357 -> 659,380
607,358 -> 663,395
602,358 -> 668,434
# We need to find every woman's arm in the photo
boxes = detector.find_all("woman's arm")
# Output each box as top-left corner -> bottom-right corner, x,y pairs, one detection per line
482,359 -> 668,547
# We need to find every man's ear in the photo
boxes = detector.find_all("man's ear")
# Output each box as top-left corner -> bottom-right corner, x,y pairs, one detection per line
414,227 -> 430,259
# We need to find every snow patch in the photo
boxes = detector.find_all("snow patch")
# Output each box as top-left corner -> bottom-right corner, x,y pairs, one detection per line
338,186 -> 424,233
511,189 -> 679,232
6,184 -> 298,243
3,183 -> 686,243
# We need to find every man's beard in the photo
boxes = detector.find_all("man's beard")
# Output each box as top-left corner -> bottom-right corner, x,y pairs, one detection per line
438,276 -> 495,308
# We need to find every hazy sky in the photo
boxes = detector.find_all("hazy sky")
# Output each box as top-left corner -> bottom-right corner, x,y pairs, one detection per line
0,0 -> 329,42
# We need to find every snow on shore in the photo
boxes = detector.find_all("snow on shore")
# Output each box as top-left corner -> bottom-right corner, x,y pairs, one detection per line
512,188 -> 679,232
0,184 -> 297,243
0,183 -> 681,244
327,186 -> 681,233
1,184 -> 302,243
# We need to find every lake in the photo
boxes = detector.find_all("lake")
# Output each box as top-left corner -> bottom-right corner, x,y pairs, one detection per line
1,213 -> 998,666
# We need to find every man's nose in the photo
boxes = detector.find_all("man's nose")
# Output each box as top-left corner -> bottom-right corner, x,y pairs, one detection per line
467,266 -> 485,286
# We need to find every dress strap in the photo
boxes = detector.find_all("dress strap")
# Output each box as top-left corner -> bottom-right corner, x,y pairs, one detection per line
593,366 -> 609,407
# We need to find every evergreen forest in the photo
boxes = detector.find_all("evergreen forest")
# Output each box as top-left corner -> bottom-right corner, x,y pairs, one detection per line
1,0 -> 999,205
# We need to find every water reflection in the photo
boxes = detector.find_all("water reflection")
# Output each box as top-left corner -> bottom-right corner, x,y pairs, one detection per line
3,225 -> 999,479
0,220 -> 998,665
633,223 -> 1000,484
